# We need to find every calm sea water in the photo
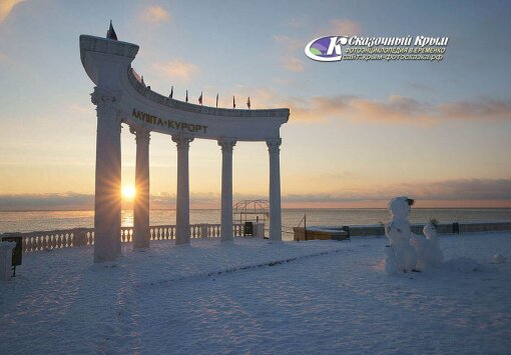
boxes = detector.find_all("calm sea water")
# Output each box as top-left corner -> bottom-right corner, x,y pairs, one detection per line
0,209 -> 509,235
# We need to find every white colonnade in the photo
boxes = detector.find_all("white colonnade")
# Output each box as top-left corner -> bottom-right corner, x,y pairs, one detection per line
80,33 -> 289,263
91,92 -> 284,261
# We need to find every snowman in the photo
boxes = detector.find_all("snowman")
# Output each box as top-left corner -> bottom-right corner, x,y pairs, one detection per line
411,222 -> 444,269
384,196 -> 418,273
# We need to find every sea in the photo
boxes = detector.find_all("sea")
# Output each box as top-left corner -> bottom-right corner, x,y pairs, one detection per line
1,208 -> 510,236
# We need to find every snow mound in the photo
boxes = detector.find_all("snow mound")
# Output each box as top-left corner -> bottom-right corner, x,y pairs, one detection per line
491,253 -> 507,264
444,257 -> 486,273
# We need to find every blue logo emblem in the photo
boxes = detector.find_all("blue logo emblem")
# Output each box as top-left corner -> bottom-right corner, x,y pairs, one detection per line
304,36 -> 348,62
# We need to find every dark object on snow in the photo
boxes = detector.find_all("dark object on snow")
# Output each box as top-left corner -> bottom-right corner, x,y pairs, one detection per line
244,222 -> 253,236
341,226 -> 351,239
2,235 -> 22,276
453,222 -> 460,235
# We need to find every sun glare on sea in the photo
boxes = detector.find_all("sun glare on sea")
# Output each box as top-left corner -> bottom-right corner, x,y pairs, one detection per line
122,185 -> 136,200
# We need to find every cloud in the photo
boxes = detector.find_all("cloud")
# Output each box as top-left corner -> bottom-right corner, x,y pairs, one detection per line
438,100 -> 511,121
201,86 -> 511,124
0,192 -> 94,211
282,178 -> 511,204
328,19 -> 361,36
225,86 -> 278,109
140,6 -> 171,24
319,171 -> 358,181
282,179 -> 511,208
286,16 -> 308,29
0,0 -> 26,23
273,35 -> 306,72
281,56 -> 305,72
152,59 -> 198,81
407,82 -> 434,93
68,104 -> 91,114
404,178 -> 511,201
1,178 -> 509,211
282,95 -> 511,124
273,35 -> 303,51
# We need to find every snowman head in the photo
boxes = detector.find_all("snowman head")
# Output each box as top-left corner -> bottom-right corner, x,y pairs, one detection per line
423,222 -> 437,240
388,196 -> 414,220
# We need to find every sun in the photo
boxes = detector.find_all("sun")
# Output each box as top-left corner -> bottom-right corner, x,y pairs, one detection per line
122,185 -> 136,200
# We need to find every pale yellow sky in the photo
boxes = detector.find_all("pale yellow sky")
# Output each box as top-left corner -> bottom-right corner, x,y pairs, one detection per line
0,0 -> 510,210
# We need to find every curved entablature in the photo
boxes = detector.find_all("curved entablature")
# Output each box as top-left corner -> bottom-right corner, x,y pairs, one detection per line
127,69 -> 289,119
80,35 -> 290,141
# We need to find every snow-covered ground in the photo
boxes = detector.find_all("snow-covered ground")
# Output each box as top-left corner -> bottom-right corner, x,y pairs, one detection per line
1,233 -> 510,354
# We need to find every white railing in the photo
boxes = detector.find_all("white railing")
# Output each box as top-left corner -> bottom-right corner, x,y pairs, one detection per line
1,223 -> 246,253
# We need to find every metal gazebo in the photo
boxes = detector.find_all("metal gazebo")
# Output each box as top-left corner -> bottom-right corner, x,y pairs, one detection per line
233,199 -> 270,225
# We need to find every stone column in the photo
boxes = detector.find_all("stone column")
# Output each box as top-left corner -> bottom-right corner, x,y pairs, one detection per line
131,127 -> 151,249
91,87 -> 122,263
218,138 -> 237,242
267,139 -> 282,242
172,135 -> 194,245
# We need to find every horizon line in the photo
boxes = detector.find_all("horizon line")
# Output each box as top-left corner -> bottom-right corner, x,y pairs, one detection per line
1,207 -> 510,213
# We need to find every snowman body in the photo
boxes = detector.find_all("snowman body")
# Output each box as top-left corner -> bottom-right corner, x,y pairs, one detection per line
384,197 -> 417,273
412,223 -> 443,269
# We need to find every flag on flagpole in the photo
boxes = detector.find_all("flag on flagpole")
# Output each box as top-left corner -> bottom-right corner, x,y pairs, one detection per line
247,97 -> 251,109
185,90 -> 188,103
198,91 -> 203,105
215,93 -> 219,108
106,20 -> 118,40
169,86 -> 174,98
233,96 -> 236,109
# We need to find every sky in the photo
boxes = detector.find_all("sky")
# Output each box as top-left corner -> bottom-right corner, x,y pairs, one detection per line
0,0 -> 510,210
